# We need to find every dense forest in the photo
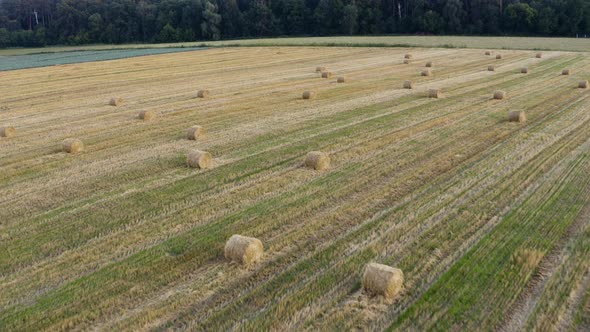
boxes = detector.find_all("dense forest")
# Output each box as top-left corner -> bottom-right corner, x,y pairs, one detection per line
0,0 -> 589,48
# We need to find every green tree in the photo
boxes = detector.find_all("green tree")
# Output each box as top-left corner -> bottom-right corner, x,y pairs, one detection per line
201,0 -> 221,40
157,23 -> 178,42
442,0 -> 465,33
505,3 -> 537,33
342,3 -> 358,35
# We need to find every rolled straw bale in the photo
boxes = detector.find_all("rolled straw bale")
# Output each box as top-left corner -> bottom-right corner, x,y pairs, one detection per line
305,151 -> 330,170
496,54 -> 503,59
224,235 -> 263,266
187,150 -> 212,169
485,51 -> 492,55
488,65 -> 495,71
315,66 -> 326,72
337,76 -> 346,83
404,54 -> 412,59
139,110 -> 156,121
109,97 -> 123,106
403,80 -> 413,89
425,61 -> 433,67
536,52 -> 543,58
521,67 -> 529,74
508,110 -> 527,123
186,125 -> 207,140
578,80 -> 588,89
321,72 -> 332,78
362,263 -> 404,300
197,90 -> 209,98
0,126 -> 16,138
302,91 -> 315,99
421,69 -> 432,77
494,90 -> 506,99
428,89 -> 441,98
562,69 -> 570,75
403,59 -> 410,64
62,138 -> 84,153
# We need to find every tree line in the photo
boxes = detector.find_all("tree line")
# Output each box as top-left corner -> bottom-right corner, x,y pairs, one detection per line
0,0 -> 589,48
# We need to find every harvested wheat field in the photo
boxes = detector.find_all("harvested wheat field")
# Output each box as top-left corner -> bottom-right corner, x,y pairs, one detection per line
1,46 -> 590,331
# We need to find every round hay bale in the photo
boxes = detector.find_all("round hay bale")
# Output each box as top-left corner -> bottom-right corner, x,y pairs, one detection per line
485,51 -> 492,55
521,67 -> 529,74
496,54 -> 503,59
224,234 -> 263,266
0,126 -> 16,138
197,90 -> 209,98
403,59 -> 410,64
139,110 -> 156,121
508,110 -> 527,123
494,90 -> 506,100
428,89 -> 441,98
421,69 -> 432,77
362,263 -> 404,300
302,91 -> 315,100
562,69 -> 570,75
187,150 -> 212,169
404,54 -> 412,59
536,52 -> 543,58
425,61 -> 433,68
488,65 -> 495,72
305,151 -> 330,170
321,72 -> 332,79
315,66 -> 326,72
578,80 -> 589,89
337,76 -> 346,83
109,97 -> 123,106
62,138 -> 84,154
403,80 -> 413,89
186,125 -> 207,140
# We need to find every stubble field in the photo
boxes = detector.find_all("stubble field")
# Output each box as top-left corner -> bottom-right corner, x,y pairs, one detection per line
1,46 -> 589,331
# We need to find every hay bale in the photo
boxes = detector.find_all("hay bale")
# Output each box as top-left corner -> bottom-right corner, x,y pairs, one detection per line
508,110 -> 527,123
536,52 -> 543,58
321,72 -> 332,78
337,76 -> 346,83
403,59 -> 410,64
496,54 -> 503,59
315,66 -> 326,72
562,69 -> 570,75
494,90 -> 506,100
139,110 -> 156,121
197,90 -> 209,98
109,97 -> 123,106
62,138 -> 84,153
485,51 -> 492,55
362,263 -> 404,300
488,65 -> 495,71
421,69 -> 432,77
0,126 -> 16,138
403,80 -> 413,89
428,89 -> 441,98
302,91 -> 315,100
404,54 -> 412,59
305,151 -> 330,170
425,61 -> 433,68
224,234 -> 263,266
187,150 -> 212,169
578,80 -> 589,89
521,67 -> 529,74
186,125 -> 207,140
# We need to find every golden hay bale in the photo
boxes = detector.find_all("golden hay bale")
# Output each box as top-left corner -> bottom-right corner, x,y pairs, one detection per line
403,80 -> 414,89
421,69 -> 432,77
62,138 -> 84,154
186,125 -> 207,140
321,72 -> 332,78
362,263 -> 404,300
562,69 -> 570,75
494,90 -> 506,99
404,54 -> 412,59
0,126 -> 16,138
496,54 -> 503,59
302,91 -> 315,100
224,234 -> 264,266
521,67 -> 529,74
403,59 -> 410,64
578,80 -> 589,89
315,66 -> 326,72
425,61 -> 433,68
428,89 -> 441,98
508,110 -> 527,123
187,150 -> 212,169
197,90 -> 209,98
305,151 -> 330,170
109,97 -> 123,106
485,51 -> 491,55
536,52 -> 543,58
488,65 -> 495,71
139,110 -> 156,121
337,76 -> 346,83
